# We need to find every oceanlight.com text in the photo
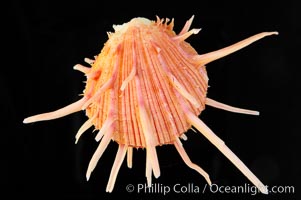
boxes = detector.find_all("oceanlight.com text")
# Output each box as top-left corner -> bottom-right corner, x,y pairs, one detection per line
125,183 -> 295,195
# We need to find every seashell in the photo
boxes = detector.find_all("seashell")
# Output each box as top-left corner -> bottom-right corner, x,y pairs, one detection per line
23,16 -> 278,193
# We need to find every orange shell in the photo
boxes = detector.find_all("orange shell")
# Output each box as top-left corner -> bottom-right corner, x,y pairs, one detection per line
84,17 -> 208,148
23,16 -> 277,193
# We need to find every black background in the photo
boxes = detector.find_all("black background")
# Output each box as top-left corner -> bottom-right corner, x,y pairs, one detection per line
4,0 -> 299,199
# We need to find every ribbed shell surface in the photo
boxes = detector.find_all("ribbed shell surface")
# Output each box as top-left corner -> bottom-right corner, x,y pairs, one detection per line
84,18 -> 208,148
